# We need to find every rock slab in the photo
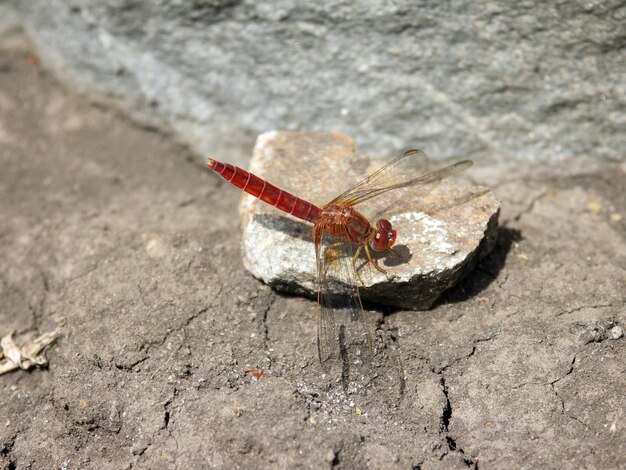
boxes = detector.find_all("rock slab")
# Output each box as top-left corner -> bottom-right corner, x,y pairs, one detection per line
239,131 -> 500,309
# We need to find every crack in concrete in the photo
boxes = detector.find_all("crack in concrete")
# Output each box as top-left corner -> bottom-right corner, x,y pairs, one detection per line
162,387 -> 177,431
130,386 -> 178,468
440,375 -> 452,434
429,327 -> 502,467
556,303 -> 613,317
439,326 -> 501,374
513,190 -> 548,222
66,260 -> 105,284
548,354 -> 595,430
550,355 -> 576,386
495,271 -> 510,290
259,291 -> 276,369
566,413 -> 592,431
152,304 -> 212,352
140,304 -> 215,381
137,281 -> 223,358
437,373 -> 476,468
451,351 -> 576,395
1,432 -> 17,469
551,382 -> 566,413
547,380 -> 595,433
26,270 -> 50,333
114,355 -> 150,371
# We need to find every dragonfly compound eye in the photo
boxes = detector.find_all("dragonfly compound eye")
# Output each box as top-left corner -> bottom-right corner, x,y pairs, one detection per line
377,219 -> 392,231
372,221 -> 396,251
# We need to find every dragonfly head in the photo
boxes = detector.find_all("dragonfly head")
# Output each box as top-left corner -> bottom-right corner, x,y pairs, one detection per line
371,219 -> 397,252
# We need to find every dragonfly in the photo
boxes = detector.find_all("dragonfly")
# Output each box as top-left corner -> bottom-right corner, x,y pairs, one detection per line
207,150 -> 472,371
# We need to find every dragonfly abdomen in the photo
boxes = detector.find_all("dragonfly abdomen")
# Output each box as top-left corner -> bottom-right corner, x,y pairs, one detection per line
207,158 -> 321,223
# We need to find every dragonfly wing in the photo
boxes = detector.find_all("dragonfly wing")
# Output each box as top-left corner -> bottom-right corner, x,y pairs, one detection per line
333,148 -> 472,221
367,159 -> 474,220
314,222 -> 405,399
330,149 -> 429,206
315,222 -> 371,372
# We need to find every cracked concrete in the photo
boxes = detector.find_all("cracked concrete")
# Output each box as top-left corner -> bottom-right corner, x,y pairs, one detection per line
1,31 -> 625,469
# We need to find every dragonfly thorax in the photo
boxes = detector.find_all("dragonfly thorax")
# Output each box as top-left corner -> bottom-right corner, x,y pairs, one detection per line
320,204 -> 372,243
370,218 -> 397,252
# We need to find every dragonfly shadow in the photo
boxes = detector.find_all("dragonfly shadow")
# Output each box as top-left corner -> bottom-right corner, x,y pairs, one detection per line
434,226 -> 522,306
379,244 -> 412,268
338,325 -> 350,394
252,213 -> 314,242
253,213 -> 414,272
333,314 -> 405,402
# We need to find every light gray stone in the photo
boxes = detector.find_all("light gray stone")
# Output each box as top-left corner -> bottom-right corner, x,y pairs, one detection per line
6,0 -> 625,167
238,131 -> 499,309
609,325 -> 624,340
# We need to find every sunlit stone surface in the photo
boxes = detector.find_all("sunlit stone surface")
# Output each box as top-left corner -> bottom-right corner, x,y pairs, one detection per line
240,131 -> 500,309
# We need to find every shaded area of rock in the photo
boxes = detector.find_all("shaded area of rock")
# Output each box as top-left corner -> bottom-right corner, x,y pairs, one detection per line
240,131 -> 500,309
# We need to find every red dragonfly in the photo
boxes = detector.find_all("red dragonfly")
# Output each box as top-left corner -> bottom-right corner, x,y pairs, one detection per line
207,150 -> 472,368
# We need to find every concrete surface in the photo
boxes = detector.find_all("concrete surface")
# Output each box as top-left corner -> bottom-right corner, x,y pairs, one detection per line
3,0 -> 625,166
1,31 -> 625,469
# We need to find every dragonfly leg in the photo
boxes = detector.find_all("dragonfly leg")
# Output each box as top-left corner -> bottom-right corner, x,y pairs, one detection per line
352,245 -> 367,287
322,242 -> 345,275
364,244 -> 387,274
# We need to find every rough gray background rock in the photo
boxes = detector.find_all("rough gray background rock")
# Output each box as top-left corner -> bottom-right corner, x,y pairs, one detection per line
3,0 -> 625,167
1,31 -> 625,469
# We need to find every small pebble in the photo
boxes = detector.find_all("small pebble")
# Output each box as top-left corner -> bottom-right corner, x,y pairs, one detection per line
609,325 -> 624,340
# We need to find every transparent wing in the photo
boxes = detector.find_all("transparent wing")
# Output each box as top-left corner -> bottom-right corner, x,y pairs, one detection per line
330,149 -> 473,220
314,222 -> 406,399
330,149 -> 429,206
315,222 -> 371,376
368,159 -> 474,221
